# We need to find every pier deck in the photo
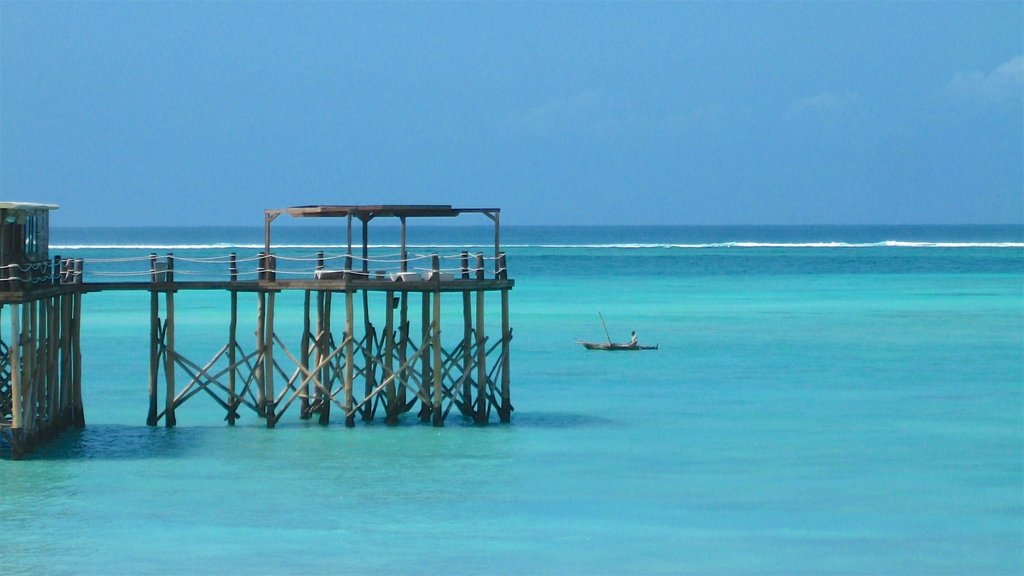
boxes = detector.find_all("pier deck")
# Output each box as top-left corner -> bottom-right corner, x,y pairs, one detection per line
1,204 -> 514,459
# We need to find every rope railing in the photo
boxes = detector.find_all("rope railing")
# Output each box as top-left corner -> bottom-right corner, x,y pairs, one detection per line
0,246 -> 510,289
0,249 -> 509,287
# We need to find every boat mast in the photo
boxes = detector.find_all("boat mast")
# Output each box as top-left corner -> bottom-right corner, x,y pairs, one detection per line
598,312 -> 612,344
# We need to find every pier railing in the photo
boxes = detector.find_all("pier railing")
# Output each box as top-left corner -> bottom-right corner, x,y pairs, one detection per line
0,250 -> 509,289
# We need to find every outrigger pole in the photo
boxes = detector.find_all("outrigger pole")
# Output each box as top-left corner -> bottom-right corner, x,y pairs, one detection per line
598,312 -> 612,345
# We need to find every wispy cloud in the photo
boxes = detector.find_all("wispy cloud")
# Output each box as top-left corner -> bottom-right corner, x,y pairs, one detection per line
785,91 -> 863,118
945,55 -> 1023,106
503,90 -> 636,137
660,105 -> 725,134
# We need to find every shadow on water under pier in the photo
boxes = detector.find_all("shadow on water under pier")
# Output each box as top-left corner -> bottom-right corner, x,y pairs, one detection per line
4,425 -> 205,461
1,412 -> 617,460
502,411 -> 618,429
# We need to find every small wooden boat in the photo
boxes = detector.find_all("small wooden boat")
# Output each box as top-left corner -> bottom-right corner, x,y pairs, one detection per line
578,312 -> 658,351
578,340 -> 659,351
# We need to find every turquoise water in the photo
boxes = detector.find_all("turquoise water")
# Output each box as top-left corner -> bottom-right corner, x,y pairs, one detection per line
2,226 -> 1022,574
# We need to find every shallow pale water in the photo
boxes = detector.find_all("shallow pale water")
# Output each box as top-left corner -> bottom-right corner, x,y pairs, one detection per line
2,225 -> 1022,575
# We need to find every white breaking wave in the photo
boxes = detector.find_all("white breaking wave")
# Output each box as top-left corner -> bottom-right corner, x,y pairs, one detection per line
50,241 -> 1024,251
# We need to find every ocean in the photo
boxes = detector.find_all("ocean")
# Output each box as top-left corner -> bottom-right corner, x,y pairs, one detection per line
1,224 -> 1022,575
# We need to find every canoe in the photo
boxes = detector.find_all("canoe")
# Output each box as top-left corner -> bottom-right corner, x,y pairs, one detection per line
579,341 -> 658,351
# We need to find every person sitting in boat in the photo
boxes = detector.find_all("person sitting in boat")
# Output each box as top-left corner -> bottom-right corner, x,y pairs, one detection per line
629,331 -> 638,346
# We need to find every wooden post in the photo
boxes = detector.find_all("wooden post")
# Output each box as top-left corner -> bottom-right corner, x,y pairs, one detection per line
255,290 -> 266,417
25,301 -> 36,441
346,213 -> 353,260
499,266 -> 511,423
398,291 -> 409,413
361,216 -> 369,275
431,254 -> 443,426
227,289 -> 238,425
60,292 -> 72,427
362,320 -> 376,423
383,289 -> 397,425
163,287 -> 176,427
460,251 -> 473,416
497,252 -> 507,280
494,211 -> 501,275
264,290 -> 276,427
420,290 -> 431,423
361,286 -> 376,422
300,289 -> 311,419
400,216 -> 407,272
39,299 -> 49,438
344,289 -> 355,427
147,254 -> 159,426
44,297 -> 57,436
71,289 -> 84,428
319,291 -> 335,422
475,253 -> 487,423
311,252 -> 324,422
229,252 -> 237,282
10,302 -> 22,457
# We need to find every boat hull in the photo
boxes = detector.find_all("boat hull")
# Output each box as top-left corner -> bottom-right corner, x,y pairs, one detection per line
579,341 -> 658,351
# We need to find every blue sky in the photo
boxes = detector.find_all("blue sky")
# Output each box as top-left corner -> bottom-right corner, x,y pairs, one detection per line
1,1 -> 1021,227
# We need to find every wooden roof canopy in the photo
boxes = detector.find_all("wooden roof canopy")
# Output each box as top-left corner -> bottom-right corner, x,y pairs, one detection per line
263,205 -> 503,270
266,204 -> 499,220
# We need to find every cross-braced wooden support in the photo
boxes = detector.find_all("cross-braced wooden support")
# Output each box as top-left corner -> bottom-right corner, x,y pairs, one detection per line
146,277 -> 512,429
0,292 -> 84,459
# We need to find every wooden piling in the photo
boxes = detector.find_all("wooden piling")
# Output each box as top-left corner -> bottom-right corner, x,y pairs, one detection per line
163,281 -> 176,427
475,253 -> 487,423
499,253 -> 511,423
460,252 -> 473,417
264,290 -> 276,427
431,254 -> 443,426
255,290 -> 266,417
317,291 -> 333,426
398,292 -> 409,414
147,254 -> 159,426
344,289 -> 355,427
71,289 -> 84,428
227,289 -> 238,425
362,291 -> 376,423
383,289 -> 397,424
420,290 -> 431,423
10,302 -> 22,457
60,292 -> 72,427
300,289 -> 311,419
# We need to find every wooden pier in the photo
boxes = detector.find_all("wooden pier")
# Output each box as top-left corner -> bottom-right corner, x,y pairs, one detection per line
0,204 -> 514,459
